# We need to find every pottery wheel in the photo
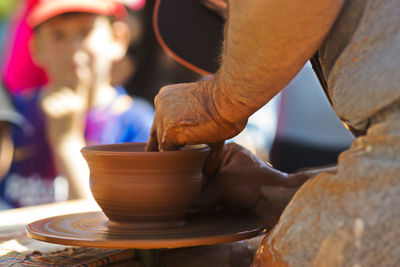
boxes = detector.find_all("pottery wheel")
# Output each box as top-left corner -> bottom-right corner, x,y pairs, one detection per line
26,211 -> 266,249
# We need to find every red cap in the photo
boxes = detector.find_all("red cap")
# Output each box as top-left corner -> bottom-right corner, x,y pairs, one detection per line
28,0 -> 127,27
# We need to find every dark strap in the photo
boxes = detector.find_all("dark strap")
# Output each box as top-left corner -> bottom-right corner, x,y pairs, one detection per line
309,53 -> 366,137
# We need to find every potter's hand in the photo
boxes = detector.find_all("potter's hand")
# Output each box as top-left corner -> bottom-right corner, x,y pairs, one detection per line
196,143 -> 309,227
145,79 -> 247,151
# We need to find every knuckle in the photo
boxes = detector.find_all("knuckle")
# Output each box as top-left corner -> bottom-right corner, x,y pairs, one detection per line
154,86 -> 170,105
154,94 -> 160,106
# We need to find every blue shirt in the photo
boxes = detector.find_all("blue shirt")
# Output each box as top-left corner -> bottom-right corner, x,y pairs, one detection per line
0,87 -> 154,208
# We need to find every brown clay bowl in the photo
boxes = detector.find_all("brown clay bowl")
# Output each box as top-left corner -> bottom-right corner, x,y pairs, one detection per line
81,142 -> 209,229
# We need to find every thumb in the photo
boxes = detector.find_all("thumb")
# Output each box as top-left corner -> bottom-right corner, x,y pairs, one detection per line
203,141 -> 225,179
145,122 -> 159,151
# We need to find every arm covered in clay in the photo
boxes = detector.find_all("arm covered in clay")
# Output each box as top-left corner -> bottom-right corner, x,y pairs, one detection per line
147,0 -> 344,151
214,0 -> 345,123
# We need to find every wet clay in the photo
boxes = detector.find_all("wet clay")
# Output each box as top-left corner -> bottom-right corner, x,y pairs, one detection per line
81,142 -> 209,229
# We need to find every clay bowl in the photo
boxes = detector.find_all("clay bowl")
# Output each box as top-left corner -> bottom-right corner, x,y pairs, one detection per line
81,142 -> 209,229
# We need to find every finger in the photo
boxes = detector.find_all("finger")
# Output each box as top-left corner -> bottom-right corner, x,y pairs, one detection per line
41,97 -> 62,118
74,83 -> 91,102
53,90 -> 75,112
145,120 -> 159,151
222,143 -> 291,186
50,90 -> 83,115
159,130 -> 180,151
284,172 -> 309,187
158,120 -> 182,151
159,122 -> 191,151
61,87 -> 86,111
157,115 -> 167,151
203,141 -> 225,179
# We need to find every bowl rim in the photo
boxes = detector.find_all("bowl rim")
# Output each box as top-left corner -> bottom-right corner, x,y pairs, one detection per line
81,142 -> 210,156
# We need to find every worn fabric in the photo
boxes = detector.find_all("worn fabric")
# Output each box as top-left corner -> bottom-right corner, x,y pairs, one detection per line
254,103 -> 400,266
0,87 -> 154,208
253,1 -> 400,265
319,0 -> 400,131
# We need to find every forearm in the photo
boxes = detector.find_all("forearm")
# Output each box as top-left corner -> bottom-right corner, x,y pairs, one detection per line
214,0 -> 344,124
51,138 -> 91,200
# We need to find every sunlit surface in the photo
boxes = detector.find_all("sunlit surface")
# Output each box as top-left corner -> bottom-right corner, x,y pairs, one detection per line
0,198 -> 100,228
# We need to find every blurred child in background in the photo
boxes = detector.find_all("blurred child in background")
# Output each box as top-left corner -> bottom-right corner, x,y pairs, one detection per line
0,0 -> 154,208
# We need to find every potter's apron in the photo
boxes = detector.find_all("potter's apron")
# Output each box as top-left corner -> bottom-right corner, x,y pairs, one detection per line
310,0 -> 400,137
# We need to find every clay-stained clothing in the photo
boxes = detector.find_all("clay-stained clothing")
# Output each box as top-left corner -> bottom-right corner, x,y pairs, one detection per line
319,0 -> 400,131
254,0 -> 400,266
254,105 -> 400,266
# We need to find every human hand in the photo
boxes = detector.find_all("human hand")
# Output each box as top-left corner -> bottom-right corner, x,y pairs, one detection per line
195,143 -> 309,227
40,85 -> 92,199
40,85 -> 88,148
145,79 -> 247,151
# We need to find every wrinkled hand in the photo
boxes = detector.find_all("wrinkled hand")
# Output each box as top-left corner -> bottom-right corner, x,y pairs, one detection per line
145,79 -> 247,151
196,143 -> 309,227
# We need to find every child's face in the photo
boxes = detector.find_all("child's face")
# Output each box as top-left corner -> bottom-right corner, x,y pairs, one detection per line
32,13 -> 124,89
